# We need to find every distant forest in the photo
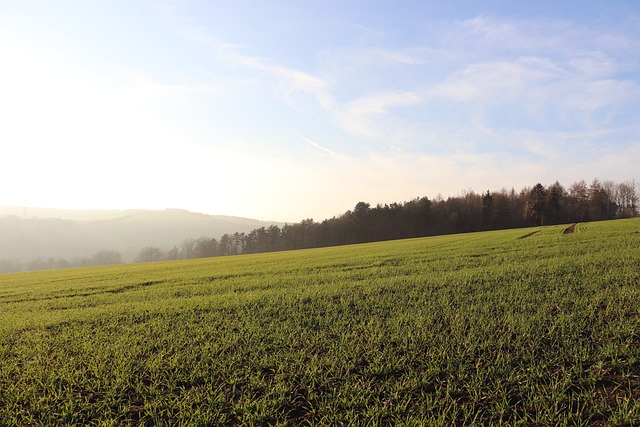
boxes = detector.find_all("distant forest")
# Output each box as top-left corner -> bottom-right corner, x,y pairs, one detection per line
137,178 -> 638,261
2,178 -> 638,272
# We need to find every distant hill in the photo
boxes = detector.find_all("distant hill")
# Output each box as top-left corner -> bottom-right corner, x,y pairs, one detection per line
0,206 -> 283,262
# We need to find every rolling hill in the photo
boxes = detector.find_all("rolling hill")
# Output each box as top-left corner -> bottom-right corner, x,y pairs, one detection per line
0,206 -> 283,263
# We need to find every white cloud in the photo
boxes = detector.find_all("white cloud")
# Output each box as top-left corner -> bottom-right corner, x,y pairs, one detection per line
431,58 -> 561,104
338,90 -> 422,141
568,51 -> 618,78
322,46 -> 426,68
177,28 -> 335,112
269,65 -> 334,110
462,15 -> 524,44
459,16 -> 600,55
374,49 -> 426,65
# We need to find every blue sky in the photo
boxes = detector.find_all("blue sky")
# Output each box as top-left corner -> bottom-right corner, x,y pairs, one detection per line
1,1 -> 639,221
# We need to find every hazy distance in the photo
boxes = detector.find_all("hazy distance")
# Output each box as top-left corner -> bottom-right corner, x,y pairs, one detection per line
0,206 -> 282,264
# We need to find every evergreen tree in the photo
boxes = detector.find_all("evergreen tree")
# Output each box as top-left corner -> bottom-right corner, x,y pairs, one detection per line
528,183 -> 547,225
545,181 -> 564,224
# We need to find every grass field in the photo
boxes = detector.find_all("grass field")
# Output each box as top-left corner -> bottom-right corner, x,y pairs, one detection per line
0,219 -> 639,426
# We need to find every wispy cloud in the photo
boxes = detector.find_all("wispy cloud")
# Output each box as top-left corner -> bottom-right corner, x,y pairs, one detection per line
269,66 -> 334,110
297,134 -> 348,162
337,90 -> 422,142
433,58 -> 640,113
176,27 -> 335,111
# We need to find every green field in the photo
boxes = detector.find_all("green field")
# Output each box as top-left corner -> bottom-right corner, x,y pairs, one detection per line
1,219 -> 639,426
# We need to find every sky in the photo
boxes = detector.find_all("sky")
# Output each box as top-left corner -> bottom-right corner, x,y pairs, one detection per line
1,1 -> 639,222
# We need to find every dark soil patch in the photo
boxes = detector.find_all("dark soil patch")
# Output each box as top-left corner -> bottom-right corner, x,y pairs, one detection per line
519,230 -> 540,239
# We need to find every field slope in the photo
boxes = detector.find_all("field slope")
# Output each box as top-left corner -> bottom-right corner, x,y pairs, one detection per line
1,219 -> 639,425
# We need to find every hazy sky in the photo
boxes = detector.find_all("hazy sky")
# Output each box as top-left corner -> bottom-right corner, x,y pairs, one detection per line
2,1 -> 639,221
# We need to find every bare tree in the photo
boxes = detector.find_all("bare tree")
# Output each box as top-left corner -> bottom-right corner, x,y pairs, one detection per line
616,180 -> 638,218
91,250 -> 122,266
136,247 -> 165,263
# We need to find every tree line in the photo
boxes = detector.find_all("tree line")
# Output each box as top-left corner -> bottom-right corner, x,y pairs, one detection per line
135,178 -> 638,261
0,250 -> 123,274
2,178 -> 637,272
